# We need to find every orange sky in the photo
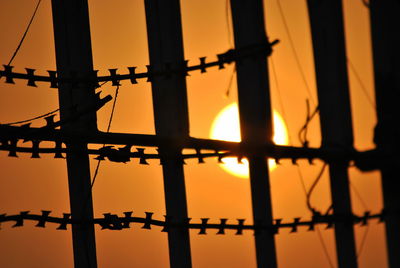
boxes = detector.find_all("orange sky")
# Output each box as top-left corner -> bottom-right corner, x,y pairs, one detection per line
0,0 -> 387,267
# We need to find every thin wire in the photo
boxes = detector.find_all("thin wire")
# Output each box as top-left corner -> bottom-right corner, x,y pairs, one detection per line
8,0 -> 42,66
0,108 -> 59,126
315,226 -> 336,268
82,83 -> 121,268
225,0 -> 234,48
224,66 -> 236,97
347,58 -> 376,109
306,163 -> 327,214
349,181 -> 370,258
0,78 -> 108,126
90,84 -> 120,189
275,0 -> 316,106
270,56 -> 308,195
298,100 -> 319,147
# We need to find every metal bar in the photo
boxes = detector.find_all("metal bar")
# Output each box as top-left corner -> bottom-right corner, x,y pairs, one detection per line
230,0 -> 277,267
144,0 -> 192,267
51,0 -> 98,267
369,1 -> 400,267
306,0 -> 357,267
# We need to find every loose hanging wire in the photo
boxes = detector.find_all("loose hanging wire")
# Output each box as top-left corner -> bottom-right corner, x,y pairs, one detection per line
274,0 -> 336,266
0,80 -> 109,126
0,108 -> 59,126
298,99 -> 320,148
275,0 -> 316,106
224,0 -> 236,98
305,163 -> 327,214
347,58 -> 376,109
7,0 -> 42,66
0,0 -> 50,126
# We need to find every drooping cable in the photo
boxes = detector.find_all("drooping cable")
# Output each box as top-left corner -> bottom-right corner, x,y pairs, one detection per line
0,108 -> 59,126
306,163 -> 327,214
298,99 -> 319,147
276,0 -> 316,106
7,0 -> 42,66
225,0 -> 234,48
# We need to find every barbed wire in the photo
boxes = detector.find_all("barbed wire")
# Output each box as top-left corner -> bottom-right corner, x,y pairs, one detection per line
0,210 -> 384,235
0,122 -> 393,170
0,41 -> 279,88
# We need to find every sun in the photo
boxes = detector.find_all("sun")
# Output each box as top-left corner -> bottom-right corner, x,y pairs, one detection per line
210,103 -> 289,178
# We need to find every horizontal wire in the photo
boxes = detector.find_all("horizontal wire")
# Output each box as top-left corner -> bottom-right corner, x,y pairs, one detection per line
0,123 -> 393,170
0,42 -> 279,88
0,210 -> 383,234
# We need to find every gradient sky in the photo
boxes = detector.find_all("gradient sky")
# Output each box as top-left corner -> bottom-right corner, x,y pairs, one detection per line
0,0 -> 387,267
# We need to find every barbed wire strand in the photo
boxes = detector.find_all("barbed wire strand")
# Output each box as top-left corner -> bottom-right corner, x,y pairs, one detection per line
0,209 -> 383,233
275,0 -> 316,106
7,0 -> 42,66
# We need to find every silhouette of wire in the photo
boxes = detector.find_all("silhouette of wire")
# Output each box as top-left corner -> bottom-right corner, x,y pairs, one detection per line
224,66 -> 236,97
270,56 -> 335,268
315,226 -> 336,268
7,0 -> 42,66
90,83 -> 120,189
0,79 -> 108,126
0,108 -> 59,126
276,0 -> 316,106
349,181 -> 370,258
270,56 -> 308,195
225,0 -> 234,48
347,58 -> 375,109
298,100 -> 319,147
306,163 -> 327,214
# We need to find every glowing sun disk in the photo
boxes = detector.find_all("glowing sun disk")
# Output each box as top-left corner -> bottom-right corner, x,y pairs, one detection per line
210,103 -> 289,178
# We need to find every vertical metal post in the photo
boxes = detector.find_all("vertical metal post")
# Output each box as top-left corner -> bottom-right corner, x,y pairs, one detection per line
306,1 -> 357,267
230,1 -> 277,267
144,0 -> 192,267
369,1 -> 400,267
51,0 -> 98,267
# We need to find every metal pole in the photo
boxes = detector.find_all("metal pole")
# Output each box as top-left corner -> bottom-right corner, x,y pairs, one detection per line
369,1 -> 400,267
306,1 -> 357,267
51,0 -> 98,267
144,0 -> 192,267
230,0 -> 277,267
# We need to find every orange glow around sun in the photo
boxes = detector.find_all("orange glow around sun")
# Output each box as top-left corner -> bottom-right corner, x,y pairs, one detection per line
210,103 -> 289,178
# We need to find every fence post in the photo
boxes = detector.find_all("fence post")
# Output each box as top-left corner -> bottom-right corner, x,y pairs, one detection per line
51,0 -> 98,267
306,1 -> 357,267
369,1 -> 400,267
144,0 -> 192,267
230,0 -> 277,267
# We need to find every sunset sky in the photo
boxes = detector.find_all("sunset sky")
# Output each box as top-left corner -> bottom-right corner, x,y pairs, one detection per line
0,0 -> 387,267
